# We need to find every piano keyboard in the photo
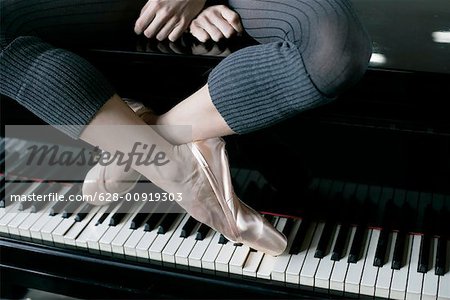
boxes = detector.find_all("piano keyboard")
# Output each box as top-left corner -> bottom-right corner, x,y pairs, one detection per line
1,137 -> 450,299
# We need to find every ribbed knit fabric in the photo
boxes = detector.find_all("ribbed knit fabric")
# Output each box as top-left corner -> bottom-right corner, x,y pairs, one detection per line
209,41 -> 333,133
0,36 -> 115,138
209,0 -> 372,134
0,0 -> 146,138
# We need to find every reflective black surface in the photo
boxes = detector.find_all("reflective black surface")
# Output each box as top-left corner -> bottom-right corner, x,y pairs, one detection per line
353,0 -> 450,74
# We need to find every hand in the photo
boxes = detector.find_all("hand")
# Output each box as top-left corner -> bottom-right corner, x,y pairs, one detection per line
135,0 -> 207,42
189,5 -> 243,42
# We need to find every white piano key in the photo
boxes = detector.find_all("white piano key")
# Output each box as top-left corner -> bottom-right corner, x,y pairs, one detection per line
135,227 -> 160,261
345,229 -> 373,295
229,244 -> 251,275
215,237 -> 239,274
51,203 -> 86,245
188,228 -> 216,269
98,207 -> 137,255
271,219 -> 302,282
422,237 -> 439,300
390,234 -> 413,300
29,204 -> 61,241
330,226 -> 356,292
161,214 -> 191,264
18,202 -> 54,238
375,231 -> 396,298
149,214 -> 185,262
40,213 -> 65,243
124,206 -> 161,259
285,222 -> 318,284
241,217 -> 282,277
63,206 -> 101,247
0,197 -> 21,218
7,209 -> 32,237
315,223 -> 340,289
242,248 -> 265,277
299,222 -> 325,287
438,240 -> 450,300
406,235 -> 424,300
174,223 -> 201,267
257,218 -> 288,279
4,182 -> 44,235
123,228 -> 147,259
75,205 -> 109,249
200,232 -> 223,271
110,202 -> 147,257
0,183 -> 40,234
360,229 -> 380,297
86,203 -> 122,252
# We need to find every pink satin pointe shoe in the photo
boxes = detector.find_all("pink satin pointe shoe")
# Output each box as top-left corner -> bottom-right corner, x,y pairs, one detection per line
188,138 -> 287,256
82,100 -> 152,205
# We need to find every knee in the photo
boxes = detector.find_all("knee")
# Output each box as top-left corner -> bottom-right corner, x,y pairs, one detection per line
298,0 -> 373,97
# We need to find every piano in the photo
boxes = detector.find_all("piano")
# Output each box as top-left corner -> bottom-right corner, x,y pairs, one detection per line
1,0 -> 450,299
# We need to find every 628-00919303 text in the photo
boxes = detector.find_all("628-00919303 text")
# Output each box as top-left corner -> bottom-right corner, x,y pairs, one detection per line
8,192 -> 183,203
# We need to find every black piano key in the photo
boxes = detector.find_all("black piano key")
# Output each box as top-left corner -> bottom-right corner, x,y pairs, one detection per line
62,201 -> 81,218
74,204 -> 92,222
315,222 -> 335,258
282,218 -> 295,237
435,237 -> 447,276
418,203 -> 434,273
96,202 -> 119,225
30,184 -> 60,213
374,230 -> 390,267
218,234 -> 228,244
49,201 -> 67,216
348,226 -> 365,263
49,196 -> 68,216
289,218 -> 310,255
418,234 -> 431,273
392,232 -> 406,270
157,213 -> 180,234
332,224 -> 350,261
109,202 -> 133,226
180,217 -> 197,238
130,202 -> 152,229
265,214 -> 275,225
19,199 -> 34,211
195,223 -> 211,240
130,213 -> 148,230
144,213 -> 164,231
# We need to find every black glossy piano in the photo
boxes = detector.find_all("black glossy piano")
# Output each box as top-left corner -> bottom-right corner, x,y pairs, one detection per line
1,0 -> 450,299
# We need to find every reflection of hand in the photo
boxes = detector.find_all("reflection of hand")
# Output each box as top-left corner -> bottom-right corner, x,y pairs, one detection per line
189,5 -> 243,42
135,0 -> 206,42
191,43 -> 231,57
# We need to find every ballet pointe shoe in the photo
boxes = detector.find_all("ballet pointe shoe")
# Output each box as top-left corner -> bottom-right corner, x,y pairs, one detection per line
188,138 -> 287,256
82,99 -> 152,205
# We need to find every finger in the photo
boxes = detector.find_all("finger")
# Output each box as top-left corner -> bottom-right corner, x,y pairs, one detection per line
189,22 -> 211,43
196,17 -> 224,42
207,14 -> 236,39
143,12 -> 170,38
168,22 -> 187,42
135,4 -> 156,34
220,7 -> 244,33
156,17 -> 178,41
140,1 -> 151,16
